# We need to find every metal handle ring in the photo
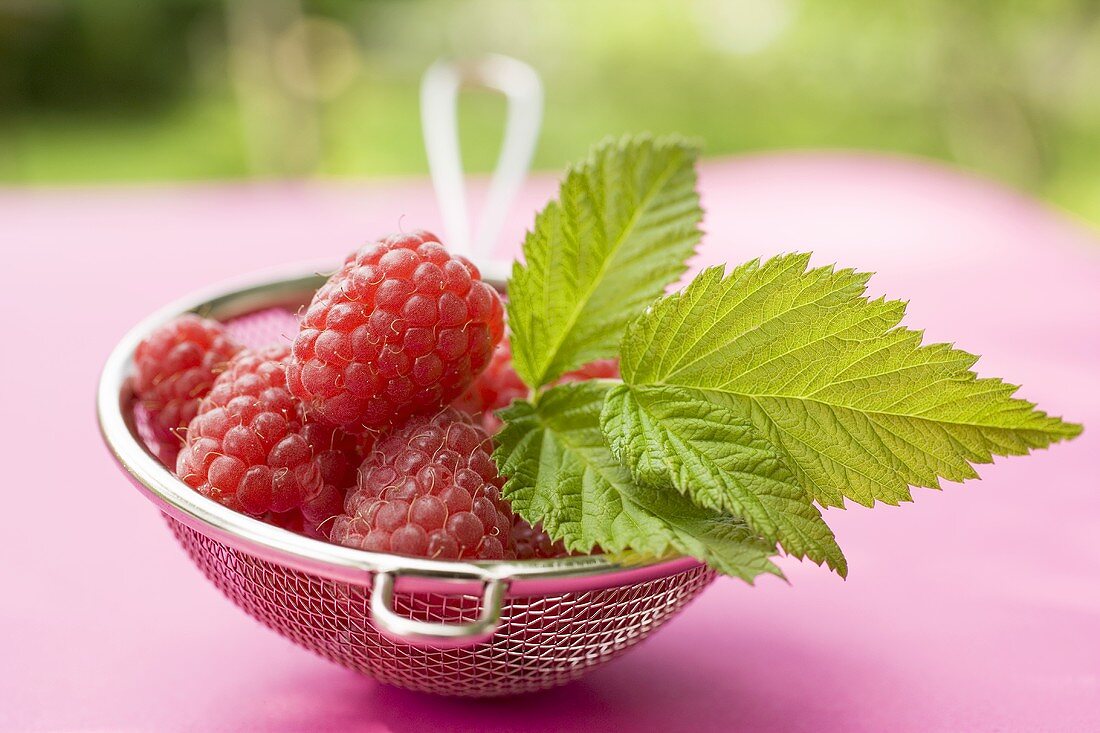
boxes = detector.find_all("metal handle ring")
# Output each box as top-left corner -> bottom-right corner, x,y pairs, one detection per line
420,54 -> 543,259
370,571 -> 508,647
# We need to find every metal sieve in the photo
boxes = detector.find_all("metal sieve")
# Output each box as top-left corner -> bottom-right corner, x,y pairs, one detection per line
97,267 -> 717,696
96,55 -> 717,696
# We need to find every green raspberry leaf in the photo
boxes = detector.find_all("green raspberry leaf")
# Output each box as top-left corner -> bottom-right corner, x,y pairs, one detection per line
601,384 -> 847,575
507,135 -> 703,388
620,254 -> 1083,509
493,381 -> 782,581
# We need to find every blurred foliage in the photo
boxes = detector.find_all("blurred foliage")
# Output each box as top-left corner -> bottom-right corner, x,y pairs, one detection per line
1,0 -> 1099,224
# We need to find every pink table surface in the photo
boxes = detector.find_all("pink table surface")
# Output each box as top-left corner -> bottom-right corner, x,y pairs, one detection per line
2,153 -> 1098,732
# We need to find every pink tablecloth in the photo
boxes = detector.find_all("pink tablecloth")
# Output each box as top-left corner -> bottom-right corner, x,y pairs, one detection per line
2,153 -> 1098,732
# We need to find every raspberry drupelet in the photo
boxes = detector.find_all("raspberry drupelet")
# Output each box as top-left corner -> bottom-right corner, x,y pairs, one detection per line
287,231 -> 505,429
331,408 -> 515,560
176,346 -> 326,517
132,314 -> 241,436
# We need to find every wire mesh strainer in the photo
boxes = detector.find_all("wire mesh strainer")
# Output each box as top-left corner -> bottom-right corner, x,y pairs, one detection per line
98,271 -> 716,696
96,57 -> 718,696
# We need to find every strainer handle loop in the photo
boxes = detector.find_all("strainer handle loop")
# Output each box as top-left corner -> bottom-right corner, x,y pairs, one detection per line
370,571 -> 507,647
420,54 -> 543,260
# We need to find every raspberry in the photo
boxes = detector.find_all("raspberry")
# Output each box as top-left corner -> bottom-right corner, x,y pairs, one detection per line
452,343 -> 528,433
132,314 -> 241,436
287,230 -> 505,429
331,408 -> 515,560
455,340 -> 620,433
511,518 -> 571,560
176,346 -> 325,516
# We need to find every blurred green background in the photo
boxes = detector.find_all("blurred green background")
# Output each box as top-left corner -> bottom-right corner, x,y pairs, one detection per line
2,0 -> 1099,224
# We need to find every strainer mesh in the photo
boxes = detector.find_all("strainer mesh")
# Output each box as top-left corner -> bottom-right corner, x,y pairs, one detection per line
168,517 -> 716,696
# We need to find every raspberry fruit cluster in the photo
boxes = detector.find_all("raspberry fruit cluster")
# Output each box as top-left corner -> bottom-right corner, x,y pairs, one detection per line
133,231 -> 577,560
